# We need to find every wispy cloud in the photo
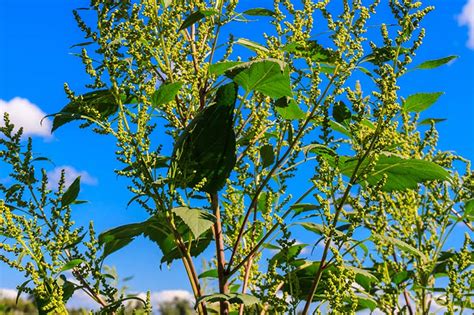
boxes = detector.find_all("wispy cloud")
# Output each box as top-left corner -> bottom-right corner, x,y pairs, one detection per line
459,0 -> 474,49
0,97 -> 52,138
47,165 -> 98,189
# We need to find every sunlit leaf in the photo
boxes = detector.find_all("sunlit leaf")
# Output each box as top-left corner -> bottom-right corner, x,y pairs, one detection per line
274,97 -> 306,120
151,82 -> 183,107
60,259 -> 84,272
403,92 -> 444,113
172,207 -> 215,238
235,38 -> 269,53
415,55 -> 457,70
372,233 -> 428,263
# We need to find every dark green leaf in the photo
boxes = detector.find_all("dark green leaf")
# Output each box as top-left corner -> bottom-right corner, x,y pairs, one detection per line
61,177 -> 81,207
60,259 -> 84,272
243,8 -> 276,17
179,9 -> 217,31
227,59 -> 292,99
290,203 -> 320,217
151,82 -> 183,107
16,279 -> 31,305
172,207 -> 215,238
415,56 -> 457,70
274,97 -> 305,120
464,199 -> 474,220
70,42 -> 94,48
332,101 -> 351,123
60,275 -> 76,302
418,118 -> 446,126
356,297 -> 377,311
392,270 -> 409,285
403,92 -> 443,113
99,222 -> 145,259
269,243 -> 307,266
260,144 -> 275,168
209,61 -> 242,76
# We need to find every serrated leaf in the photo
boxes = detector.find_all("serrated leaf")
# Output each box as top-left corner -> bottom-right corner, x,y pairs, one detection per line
235,38 -> 269,53
243,8 -> 276,17
403,92 -> 444,113
340,153 -> 450,192
209,61 -> 242,76
418,118 -> 446,126
332,101 -> 351,123
274,97 -> 305,120
61,177 -> 81,207
60,259 -> 84,272
372,233 -> 427,263
415,55 -> 457,70
226,59 -> 292,99
178,9 -> 217,31
197,293 -> 261,306
151,82 -> 183,107
259,144 -> 275,168
172,207 -> 215,238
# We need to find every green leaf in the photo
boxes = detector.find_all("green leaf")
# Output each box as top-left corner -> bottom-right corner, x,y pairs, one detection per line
160,0 -> 172,8
209,61 -> 242,76
402,92 -> 444,113
60,259 -> 84,272
51,89 -> 133,132
70,42 -> 94,48
418,118 -> 446,126
283,41 -> 338,63
332,101 -> 351,123
243,8 -> 276,17
197,293 -> 261,306
372,233 -> 428,263
61,177 -> 81,207
415,55 -> 457,70
290,203 -> 320,217
340,153 -> 450,192
464,199 -> 474,221
16,279 -> 32,305
269,243 -> 307,266
345,266 -> 378,291
329,120 -> 351,137
235,38 -> 269,53
99,222 -> 145,259
151,82 -> 183,107
198,269 -> 218,279
178,9 -> 218,31
356,297 -> 378,311
392,270 -> 409,285
274,97 -> 306,120
227,59 -> 292,99
172,207 -> 215,238
259,144 -> 275,168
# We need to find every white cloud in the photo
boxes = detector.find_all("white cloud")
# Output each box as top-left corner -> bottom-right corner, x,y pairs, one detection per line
47,165 -> 98,189
137,289 -> 194,306
458,0 -> 474,49
0,288 -> 18,300
0,97 -> 52,138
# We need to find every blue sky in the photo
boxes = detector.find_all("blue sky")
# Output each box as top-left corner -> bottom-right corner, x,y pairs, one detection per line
1,0 -> 473,309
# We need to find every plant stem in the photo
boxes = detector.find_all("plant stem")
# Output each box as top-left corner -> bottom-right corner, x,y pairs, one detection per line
211,193 -> 229,314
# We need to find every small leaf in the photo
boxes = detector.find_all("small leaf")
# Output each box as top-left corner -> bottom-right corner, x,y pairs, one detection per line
403,92 -> 444,113
60,258 -> 84,272
418,118 -> 446,126
197,293 -> 261,306
269,244 -> 307,266
235,38 -> 269,53
198,269 -> 218,279
415,55 -> 457,70
178,9 -> 218,31
243,8 -> 276,17
290,203 -> 320,217
172,207 -> 215,238
260,144 -> 275,168
363,46 -> 410,65
16,279 -> 31,305
70,41 -> 94,48
274,97 -> 305,120
61,177 -> 81,207
332,101 -> 351,123
151,82 -> 183,107
227,59 -> 292,99
209,61 -> 242,76
283,41 -> 338,63
464,199 -> 474,220
329,120 -> 351,137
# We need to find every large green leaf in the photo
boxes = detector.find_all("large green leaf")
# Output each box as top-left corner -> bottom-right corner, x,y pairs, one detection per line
340,153 -> 450,192
99,222 -> 146,259
402,92 -> 443,113
172,207 -> 215,238
415,55 -> 457,70
209,61 -> 242,76
226,59 -> 292,99
61,177 -> 81,207
332,101 -> 351,123
259,144 -> 275,168
274,97 -> 306,120
151,82 -> 183,107
59,259 -> 84,272
197,293 -> 260,306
